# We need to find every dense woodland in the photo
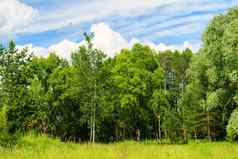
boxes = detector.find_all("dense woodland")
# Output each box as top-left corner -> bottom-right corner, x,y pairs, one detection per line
0,7 -> 238,145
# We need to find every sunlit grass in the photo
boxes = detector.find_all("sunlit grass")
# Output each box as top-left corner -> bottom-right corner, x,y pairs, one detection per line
0,134 -> 238,159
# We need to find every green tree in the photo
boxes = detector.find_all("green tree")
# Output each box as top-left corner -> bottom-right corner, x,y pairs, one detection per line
182,7 -> 238,141
71,33 -> 106,142
0,41 -> 32,132
112,44 -> 161,140
227,108 -> 238,141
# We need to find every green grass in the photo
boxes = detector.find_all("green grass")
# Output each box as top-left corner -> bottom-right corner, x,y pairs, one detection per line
1,134 -> 238,159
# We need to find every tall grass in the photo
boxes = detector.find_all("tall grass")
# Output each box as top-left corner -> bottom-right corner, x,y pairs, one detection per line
0,134 -> 238,159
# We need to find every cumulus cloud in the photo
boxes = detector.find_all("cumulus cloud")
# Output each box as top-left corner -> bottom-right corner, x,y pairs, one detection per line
49,40 -> 79,59
18,40 -> 79,60
19,23 -> 199,59
144,40 -> 197,52
17,44 -> 48,57
0,0 -> 37,35
90,23 -> 129,57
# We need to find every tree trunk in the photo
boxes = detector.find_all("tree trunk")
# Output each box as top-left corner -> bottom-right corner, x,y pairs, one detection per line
207,111 -> 211,141
115,125 -> 119,141
92,110 -> 95,143
92,82 -> 96,143
182,128 -> 187,144
164,129 -> 168,139
158,115 -> 161,141
181,106 -> 187,144
136,128 -> 140,141
194,129 -> 197,140
90,109 -> 93,142
123,127 -> 125,140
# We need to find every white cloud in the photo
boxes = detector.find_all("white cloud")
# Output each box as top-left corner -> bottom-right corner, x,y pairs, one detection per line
18,0 -> 176,34
144,40 -> 199,52
49,40 -> 79,59
18,23 -> 200,59
17,44 -> 48,57
16,0 -> 235,34
90,23 -> 129,57
122,12 -> 214,39
18,40 -> 80,60
0,0 -> 37,35
99,0 -> 175,15
163,24 -> 201,37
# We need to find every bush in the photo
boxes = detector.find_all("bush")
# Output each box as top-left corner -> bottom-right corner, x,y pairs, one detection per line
0,106 -> 18,148
227,108 -> 238,141
0,132 -> 18,148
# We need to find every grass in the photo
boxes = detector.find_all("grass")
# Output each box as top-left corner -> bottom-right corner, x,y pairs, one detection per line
0,134 -> 238,159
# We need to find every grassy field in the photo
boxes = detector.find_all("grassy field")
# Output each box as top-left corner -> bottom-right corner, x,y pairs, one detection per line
1,135 -> 238,159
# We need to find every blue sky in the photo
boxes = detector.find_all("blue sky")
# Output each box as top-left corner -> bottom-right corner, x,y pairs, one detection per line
0,0 -> 238,57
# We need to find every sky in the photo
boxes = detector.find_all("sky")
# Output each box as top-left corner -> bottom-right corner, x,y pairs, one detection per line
0,0 -> 238,58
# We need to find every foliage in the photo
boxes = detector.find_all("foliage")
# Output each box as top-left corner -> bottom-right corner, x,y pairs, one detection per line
0,106 -> 18,148
0,7 -> 238,145
227,108 -> 238,141
181,7 -> 238,141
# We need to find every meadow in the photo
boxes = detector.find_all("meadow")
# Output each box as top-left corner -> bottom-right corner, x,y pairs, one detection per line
1,134 -> 238,159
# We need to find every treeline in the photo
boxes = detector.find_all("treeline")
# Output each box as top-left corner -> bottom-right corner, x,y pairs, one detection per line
0,7 -> 237,144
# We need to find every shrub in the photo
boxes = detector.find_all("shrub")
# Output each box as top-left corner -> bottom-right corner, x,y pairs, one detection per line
227,108 -> 238,141
0,106 -> 18,148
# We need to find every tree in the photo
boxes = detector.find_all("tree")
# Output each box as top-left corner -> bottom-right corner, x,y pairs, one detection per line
0,41 -> 33,133
71,33 -> 106,142
158,49 -> 193,143
112,44 -> 161,141
24,53 -> 68,135
181,7 -> 238,141
227,108 -> 238,141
